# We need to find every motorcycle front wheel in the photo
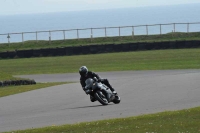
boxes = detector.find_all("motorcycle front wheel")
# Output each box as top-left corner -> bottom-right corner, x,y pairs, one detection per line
94,91 -> 108,105
113,95 -> 121,104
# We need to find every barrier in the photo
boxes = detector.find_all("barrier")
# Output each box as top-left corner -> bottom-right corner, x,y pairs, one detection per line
16,49 -> 33,58
122,43 -> 131,51
71,46 -> 81,55
56,47 -> 66,56
113,44 -> 122,52
7,51 -> 17,58
65,47 -> 73,55
0,79 -> 36,87
130,43 -> 138,51
105,44 -> 114,52
0,52 -> 8,59
97,45 -> 106,53
161,41 -> 170,49
32,49 -> 41,57
145,42 -> 154,50
0,40 -> 199,59
89,45 -> 99,54
137,43 -> 146,50
192,40 -> 200,48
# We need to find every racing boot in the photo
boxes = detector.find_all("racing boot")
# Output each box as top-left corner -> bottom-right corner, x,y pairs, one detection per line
110,88 -> 118,95
101,79 -> 118,95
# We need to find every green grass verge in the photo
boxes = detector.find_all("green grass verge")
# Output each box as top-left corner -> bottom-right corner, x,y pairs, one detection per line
1,48 -> 200,132
4,106 -> 200,133
1,32 -> 200,52
0,72 -> 69,98
0,72 -> 20,80
0,82 -> 69,98
0,48 -> 200,75
0,48 -> 200,97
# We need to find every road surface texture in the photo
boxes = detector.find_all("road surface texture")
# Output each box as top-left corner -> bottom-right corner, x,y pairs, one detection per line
0,70 -> 200,132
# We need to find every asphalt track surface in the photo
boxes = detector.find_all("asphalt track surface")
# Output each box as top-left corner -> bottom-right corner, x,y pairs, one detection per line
1,70 -> 200,132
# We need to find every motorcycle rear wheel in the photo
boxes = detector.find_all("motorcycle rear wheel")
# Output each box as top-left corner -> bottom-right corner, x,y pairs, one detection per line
94,91 -> 109,105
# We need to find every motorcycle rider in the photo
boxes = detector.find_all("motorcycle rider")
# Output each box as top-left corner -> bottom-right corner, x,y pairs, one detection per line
79,66 -> 117,102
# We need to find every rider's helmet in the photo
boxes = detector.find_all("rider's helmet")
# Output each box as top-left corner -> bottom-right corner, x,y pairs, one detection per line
79,66 -> 88,77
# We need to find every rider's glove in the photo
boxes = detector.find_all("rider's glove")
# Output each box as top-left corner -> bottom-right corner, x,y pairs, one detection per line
98,78 -> 103,82
93,77 -> 98,82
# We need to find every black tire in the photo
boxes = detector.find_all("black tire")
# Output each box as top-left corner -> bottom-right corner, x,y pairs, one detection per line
94,91 -> 108,105
113,95 -> 121,104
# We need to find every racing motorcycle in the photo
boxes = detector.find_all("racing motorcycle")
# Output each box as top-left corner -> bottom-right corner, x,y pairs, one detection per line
84,77 -> 121,105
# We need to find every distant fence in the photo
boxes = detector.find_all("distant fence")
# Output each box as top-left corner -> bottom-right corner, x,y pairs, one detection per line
0,22 -> 200,44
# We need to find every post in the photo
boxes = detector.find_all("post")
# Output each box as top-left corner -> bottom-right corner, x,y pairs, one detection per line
160,24 -> 162,35
119,27 -> 121,37
105,27 -> 107,37
63,30 -> 66,40
187,23 -> 189,33
49,31 -> 51,44
77,29 -> 79,40
91,28 -> 93,42
173,23 -> 176,33
22,32 -> 24,44
7,34 -> 10,44
36,31 -> 38,43
132,26 -> 134,39
146,25 -> 148,35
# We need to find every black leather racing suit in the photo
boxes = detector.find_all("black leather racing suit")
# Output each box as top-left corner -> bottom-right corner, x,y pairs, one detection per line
80,71 -> 115,92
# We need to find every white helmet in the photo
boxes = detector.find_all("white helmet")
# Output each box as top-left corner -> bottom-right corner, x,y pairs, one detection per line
79,66 -> 88,77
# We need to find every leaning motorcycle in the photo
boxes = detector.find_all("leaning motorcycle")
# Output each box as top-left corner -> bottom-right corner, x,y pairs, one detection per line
85,78 -> 121,105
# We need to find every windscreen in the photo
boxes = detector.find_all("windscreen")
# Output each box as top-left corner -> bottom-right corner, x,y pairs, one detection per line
85,78 -> 94,89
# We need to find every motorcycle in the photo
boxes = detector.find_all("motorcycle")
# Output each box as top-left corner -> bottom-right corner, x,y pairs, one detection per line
85,78 -> 121,105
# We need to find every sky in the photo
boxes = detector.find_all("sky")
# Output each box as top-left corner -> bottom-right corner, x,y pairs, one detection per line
0,0 -> 200,15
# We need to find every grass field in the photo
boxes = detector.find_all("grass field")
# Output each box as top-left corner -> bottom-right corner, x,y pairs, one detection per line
0,69 -> 69,98
0,48 -> 200,75
0,82 -> 68,97
0,48 -> 200,97
1,48 -> 200,133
